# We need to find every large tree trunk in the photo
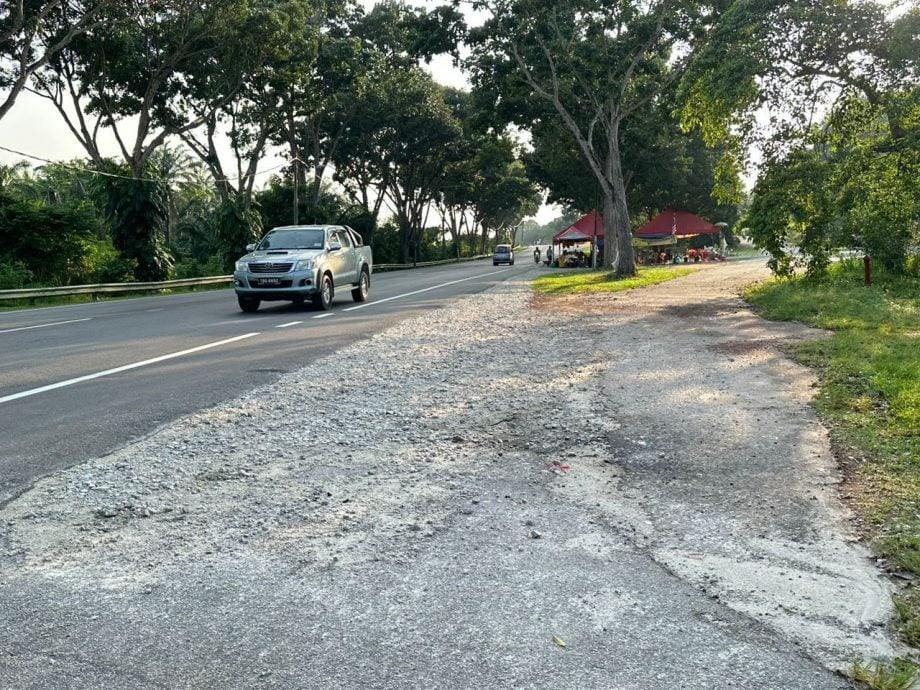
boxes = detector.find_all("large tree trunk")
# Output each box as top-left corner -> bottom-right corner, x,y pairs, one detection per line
603,126 -> 636,277
601,187 -> 635,277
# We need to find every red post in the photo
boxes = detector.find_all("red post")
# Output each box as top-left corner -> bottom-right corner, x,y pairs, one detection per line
863,255 -> 871,286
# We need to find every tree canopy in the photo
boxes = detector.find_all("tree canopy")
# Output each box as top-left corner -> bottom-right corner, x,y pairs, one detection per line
680,0 -> 919,277
468,0 -> 734,276
6,0 -> 914,287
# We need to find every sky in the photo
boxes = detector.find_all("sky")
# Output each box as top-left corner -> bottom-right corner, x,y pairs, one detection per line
0,2 -> 562,224
0,56 -> 471,176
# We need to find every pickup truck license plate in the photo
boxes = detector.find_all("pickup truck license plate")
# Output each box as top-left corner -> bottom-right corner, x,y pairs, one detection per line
256,277 -> 281,286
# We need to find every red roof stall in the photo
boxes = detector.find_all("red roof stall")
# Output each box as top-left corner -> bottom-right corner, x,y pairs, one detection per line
553,210 -> 603,243
633,208 -> 721,240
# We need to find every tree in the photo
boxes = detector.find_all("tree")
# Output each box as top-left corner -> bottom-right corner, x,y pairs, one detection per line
178,0 -> 355,227
469,0 -> 720,277
524,98 -> 741,226
329,1 -> 466,247
354,0 -> 465,69
746,93 -> 919,278
0,0 -> 115,122
35,0 -> 270,176
148,144 -> 209,245
682,0 -> 918,150
271,2 -> 363,222
254,173 -> 350,230
469,135 -> 540,252
15,160 -> 97,207
0,160 -> 32,193
91,161 -> 173,281
32,0 -> 277,279
212,193 -> 263,272
334,66 -> 463,261
683,0 -> 919,276
434,86 -> 540,256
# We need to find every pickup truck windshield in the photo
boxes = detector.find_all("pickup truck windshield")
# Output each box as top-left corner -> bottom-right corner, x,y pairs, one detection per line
258,228 -> 325,250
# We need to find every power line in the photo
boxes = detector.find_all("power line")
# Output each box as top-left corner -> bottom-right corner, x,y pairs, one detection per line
0,144 -> 290,184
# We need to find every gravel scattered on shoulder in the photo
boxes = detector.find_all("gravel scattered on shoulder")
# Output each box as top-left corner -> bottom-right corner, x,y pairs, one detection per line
0,259 -> 899,688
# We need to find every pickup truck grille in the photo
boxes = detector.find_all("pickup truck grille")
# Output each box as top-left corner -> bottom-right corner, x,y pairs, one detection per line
249,262 -> 294,273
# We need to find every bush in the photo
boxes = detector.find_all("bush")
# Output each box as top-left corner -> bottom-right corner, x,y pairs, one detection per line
215,197 -> 262,272
74,238 -> 136,284
371,221 -> 400,264
0,191 -> 100,285
93,167 -> 173,281
171,255 -> 225,279
0,260 -> 33,289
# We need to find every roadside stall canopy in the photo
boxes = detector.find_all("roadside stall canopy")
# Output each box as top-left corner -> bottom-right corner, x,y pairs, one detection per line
553,210 -> 604,243
633,208 -> 721,242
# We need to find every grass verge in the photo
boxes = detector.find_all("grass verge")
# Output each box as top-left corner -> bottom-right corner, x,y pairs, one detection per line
852,658 -> 919,690
744,263 -> 920,672
532,265 -> 697,296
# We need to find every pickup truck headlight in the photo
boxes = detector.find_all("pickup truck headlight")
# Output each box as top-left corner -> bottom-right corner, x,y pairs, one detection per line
294,259 -> 314,271
235,260 -> 249,272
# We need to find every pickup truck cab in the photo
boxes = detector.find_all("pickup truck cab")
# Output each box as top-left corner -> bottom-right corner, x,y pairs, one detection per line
233,224 -> 372,312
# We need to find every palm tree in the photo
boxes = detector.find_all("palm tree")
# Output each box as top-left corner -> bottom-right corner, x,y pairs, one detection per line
0,161 -> 31,193
149,144 -> 209,245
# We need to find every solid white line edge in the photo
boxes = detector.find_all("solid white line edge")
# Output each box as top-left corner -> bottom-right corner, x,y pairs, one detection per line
0,332 -> 260,404
0,318 -> 92,335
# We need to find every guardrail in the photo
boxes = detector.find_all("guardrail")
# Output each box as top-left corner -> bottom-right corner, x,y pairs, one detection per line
0,275 -> 232,302
0,255 -> 493,303
374,255 -> 490,271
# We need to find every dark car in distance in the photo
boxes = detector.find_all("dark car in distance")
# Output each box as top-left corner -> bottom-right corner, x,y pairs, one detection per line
493,244 -> 514,266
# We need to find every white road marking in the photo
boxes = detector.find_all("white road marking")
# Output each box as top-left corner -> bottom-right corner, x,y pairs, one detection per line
0,318 -> 92,335
276,321 -> 302,328
313,313 -> 333,319
344,269 -> 510,312
0,332 -> 260,404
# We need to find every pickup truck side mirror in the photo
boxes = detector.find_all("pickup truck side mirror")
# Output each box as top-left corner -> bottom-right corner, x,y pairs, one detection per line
328,242 -> 342,252
245,243 -> 256,252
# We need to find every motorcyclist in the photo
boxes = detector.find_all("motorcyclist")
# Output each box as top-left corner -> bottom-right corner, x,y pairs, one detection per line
533,246 -> 541,263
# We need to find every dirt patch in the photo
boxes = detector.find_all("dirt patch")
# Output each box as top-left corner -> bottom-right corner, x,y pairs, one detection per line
531,291 -> 641,315
710,338 -> 787,355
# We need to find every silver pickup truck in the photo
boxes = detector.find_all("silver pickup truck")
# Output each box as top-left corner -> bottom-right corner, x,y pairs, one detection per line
233,224 -> 372,312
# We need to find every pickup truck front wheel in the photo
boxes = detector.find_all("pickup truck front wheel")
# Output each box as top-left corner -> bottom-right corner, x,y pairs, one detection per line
238,295 -> 260,313
351,268 -> 370,302
313,273 -> 333,310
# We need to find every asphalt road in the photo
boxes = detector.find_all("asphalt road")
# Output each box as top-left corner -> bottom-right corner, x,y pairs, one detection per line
0,259 -> 527,505
0,260 -> 882,689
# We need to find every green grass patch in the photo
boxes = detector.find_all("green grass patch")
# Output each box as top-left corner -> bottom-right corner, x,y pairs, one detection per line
851,658 -> 919,690
745,263 -> 920,658
533,266 -> 697,296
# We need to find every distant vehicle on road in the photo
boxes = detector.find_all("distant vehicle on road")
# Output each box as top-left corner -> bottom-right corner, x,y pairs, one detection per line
233,225 -> 372,312
493,244 -> 514,266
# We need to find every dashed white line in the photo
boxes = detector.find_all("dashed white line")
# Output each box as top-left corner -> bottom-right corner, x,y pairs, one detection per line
276,321 -> 303,328
0,318 -> 92,335
0,332 -> 261,405
313,313 -> 334,319
343,269 -> 509,312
